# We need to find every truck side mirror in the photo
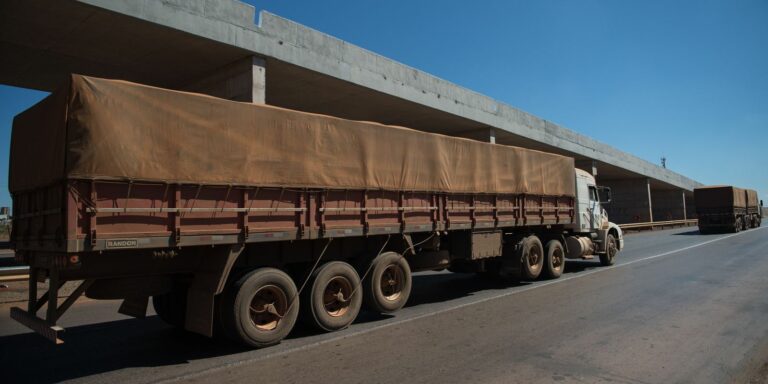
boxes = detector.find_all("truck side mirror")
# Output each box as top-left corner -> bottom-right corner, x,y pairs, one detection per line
761,200 -> 764,207
597,186 -> 612,204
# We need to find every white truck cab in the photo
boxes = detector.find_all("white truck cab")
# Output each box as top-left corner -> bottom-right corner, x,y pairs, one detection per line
565,169 -> 624,265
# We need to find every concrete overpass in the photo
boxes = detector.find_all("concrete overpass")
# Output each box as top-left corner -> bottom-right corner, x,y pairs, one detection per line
0,0 -> 701,223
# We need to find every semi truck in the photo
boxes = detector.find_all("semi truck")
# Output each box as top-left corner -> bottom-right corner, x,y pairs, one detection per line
8,75 -> 623,347
694,186 -> 762,233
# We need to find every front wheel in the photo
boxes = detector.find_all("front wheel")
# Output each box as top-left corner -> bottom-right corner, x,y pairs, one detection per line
220,268 -> 299,348
599,234 -> 618,266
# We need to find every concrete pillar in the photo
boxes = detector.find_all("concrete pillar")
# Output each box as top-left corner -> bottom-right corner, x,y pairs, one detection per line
682,191 -> 687,220
651,189 -> 687,221
455,127 -> 496,143
575,159 -> 597,177
647,179 -> 654,222
600,178 -> 653,224
182,56 -> 266,103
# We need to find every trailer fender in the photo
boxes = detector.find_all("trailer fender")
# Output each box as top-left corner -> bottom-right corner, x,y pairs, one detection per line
185,243 -> 244,337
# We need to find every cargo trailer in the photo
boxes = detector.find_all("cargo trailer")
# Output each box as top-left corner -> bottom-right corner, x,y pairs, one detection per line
8,75 -> 623,346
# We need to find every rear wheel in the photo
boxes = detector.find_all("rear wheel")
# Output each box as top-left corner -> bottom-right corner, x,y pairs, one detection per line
221,268 -> 299,348
734,218 -> 742,233
363,252 -> 412,313
543,240 -> 565,279
599,234 -> 618,266
518,235 -> 544,280
301,261 -> 362,332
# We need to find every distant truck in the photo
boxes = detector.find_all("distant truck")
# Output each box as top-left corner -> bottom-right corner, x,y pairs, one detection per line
694,186 -> 762,233
8,75 -> 623,347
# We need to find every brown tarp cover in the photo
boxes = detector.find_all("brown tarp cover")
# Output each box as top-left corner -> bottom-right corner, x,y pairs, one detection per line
10,75 -> 575,196
746,189 -> 759,209
694,186 -> 746,209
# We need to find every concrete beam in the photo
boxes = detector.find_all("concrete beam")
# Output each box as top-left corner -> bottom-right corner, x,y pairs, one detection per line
182,56 -> 266,103
67,0 -> 700,192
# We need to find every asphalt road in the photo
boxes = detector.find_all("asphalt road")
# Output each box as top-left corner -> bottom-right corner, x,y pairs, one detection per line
2,226 -> 768,384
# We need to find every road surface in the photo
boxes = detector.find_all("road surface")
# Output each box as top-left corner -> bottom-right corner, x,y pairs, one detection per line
1,226 -> 767,384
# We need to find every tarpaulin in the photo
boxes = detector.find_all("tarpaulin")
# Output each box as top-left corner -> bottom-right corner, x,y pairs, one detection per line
10,75 -> 575,197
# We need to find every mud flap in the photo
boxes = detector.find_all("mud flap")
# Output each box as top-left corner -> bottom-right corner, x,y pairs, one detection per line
184,244 -> 244,337
118,296 -> 149,318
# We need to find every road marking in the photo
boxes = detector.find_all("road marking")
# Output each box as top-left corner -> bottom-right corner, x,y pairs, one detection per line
154,226 -> 767,384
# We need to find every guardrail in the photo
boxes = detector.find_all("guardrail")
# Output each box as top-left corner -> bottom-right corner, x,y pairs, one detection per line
619,219 -> 698,231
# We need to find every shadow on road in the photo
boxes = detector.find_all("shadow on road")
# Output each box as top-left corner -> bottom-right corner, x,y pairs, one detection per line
407,272 -> 526,307
0,274 -> 522,383
673,229 -> 709,236
0,264 -> 605,383
563,260 -> 603,274
0,317 -> 249,383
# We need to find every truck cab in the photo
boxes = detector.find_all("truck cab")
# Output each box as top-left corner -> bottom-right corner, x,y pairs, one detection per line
567,168 -> 624,264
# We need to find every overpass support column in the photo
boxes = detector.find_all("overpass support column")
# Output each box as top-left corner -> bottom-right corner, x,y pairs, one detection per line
575,160 -> 597,177
181,56 -> 266,103
651,189 -> 688,221
456,127 -> 496,143
600,178 -> 653,224
682,191 -> 687,220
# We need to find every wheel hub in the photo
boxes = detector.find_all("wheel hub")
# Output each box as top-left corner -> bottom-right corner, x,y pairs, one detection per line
249,284 -> 288,332
381,264 -> 404,301
323,276 -> 353,317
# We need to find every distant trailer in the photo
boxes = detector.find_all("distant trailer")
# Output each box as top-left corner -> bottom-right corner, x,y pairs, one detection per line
694,186 -> 762,234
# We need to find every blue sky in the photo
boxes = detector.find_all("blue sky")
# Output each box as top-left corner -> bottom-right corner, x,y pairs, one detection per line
1,0 -> 766,208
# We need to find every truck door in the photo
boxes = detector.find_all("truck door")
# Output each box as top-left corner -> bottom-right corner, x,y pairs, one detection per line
588,186 -> 601,230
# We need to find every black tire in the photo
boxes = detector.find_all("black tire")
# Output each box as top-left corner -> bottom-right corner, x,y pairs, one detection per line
220,268 -> 299,348
300,261 -> 362,332
543,240 -> 565,279
363,252 -> 412,313
599,234 -> 618,266
518,235 -> 544,280
734,218 -> 742,233
152,286 -> 188,328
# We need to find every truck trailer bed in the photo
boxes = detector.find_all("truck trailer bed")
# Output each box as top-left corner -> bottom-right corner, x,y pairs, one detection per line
10,75 -> 576,258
